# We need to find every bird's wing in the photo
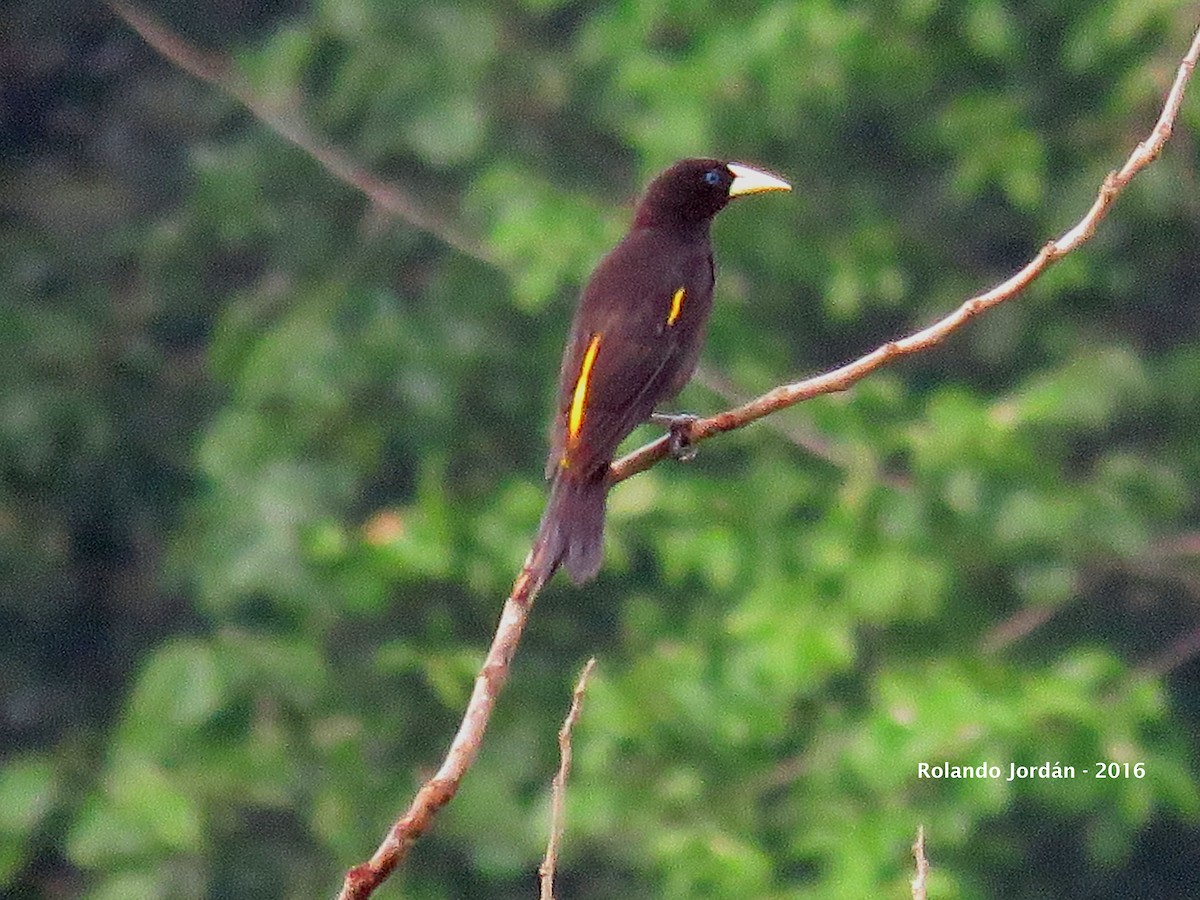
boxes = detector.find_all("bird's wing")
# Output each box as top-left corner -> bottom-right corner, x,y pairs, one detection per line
546,229 -> 713,479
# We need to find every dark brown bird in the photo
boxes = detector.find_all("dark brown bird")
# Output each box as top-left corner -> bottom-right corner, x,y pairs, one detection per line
529,159 -> 790,587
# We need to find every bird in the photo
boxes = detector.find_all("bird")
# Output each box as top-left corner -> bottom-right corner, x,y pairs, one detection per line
527,158 -> 790,588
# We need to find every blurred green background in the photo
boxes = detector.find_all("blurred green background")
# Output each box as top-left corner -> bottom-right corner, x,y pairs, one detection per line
3,1 -> 1200,897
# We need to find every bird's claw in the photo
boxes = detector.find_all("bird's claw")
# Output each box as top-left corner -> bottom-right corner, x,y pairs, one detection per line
651,413 -> 699,462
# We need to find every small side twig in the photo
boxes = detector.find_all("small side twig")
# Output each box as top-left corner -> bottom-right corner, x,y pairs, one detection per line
980,604 -> 1061,655
1133,624 -> 1200,681
911,826 -> 929,900
539,658 -> 598,900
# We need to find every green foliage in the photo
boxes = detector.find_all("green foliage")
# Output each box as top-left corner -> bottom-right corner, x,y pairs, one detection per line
3,0 -> 1200,897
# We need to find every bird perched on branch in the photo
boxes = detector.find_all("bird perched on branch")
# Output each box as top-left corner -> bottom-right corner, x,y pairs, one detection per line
525,158 -> 791,588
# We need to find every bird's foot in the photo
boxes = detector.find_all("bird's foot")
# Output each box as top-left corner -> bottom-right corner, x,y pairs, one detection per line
650,412 -> 699,462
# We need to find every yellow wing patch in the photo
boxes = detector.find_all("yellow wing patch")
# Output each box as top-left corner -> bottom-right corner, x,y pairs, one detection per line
567,333 -> 602,444
667,287 -> 685,326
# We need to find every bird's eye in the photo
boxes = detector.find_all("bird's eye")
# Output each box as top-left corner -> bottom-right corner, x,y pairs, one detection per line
703,170 -> 723,187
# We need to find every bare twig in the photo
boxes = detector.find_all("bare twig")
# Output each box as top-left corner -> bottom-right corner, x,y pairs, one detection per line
911,826 -> 929,900
1133,625 -> 1200,681
980,604 -> 1062,655
105,0 -> 492,265
608,22 -> 1200,487
983,526 -> 1200,656
539,658 -> 598,900
1146,531 -> 1200,559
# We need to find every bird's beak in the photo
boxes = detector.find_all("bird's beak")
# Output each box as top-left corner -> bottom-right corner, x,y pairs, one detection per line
727,163 -> 791,197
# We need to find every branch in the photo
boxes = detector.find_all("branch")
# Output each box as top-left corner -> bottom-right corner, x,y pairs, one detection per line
539,658 -> 597,900
608,22 -> 1200,487
105,0 -> 493,266
980,604 -> 1061,655
337,549 -> 551,899
911,826 -> 929,900
1134,624 -> 1200,681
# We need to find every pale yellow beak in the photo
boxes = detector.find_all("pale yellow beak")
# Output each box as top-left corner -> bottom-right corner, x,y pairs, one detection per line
727,163 -> 792,197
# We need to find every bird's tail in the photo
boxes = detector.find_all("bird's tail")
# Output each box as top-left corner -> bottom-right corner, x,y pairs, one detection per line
525,472 -> 608,590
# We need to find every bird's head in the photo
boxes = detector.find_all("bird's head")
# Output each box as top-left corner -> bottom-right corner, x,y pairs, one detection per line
633,158 -> 791,229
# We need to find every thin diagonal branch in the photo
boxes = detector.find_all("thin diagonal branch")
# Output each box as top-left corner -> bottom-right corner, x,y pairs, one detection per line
980,604 -> 1062,655
1133,624 -> 1200,681
539,658 -> 597,900
106,0 -> 492,265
